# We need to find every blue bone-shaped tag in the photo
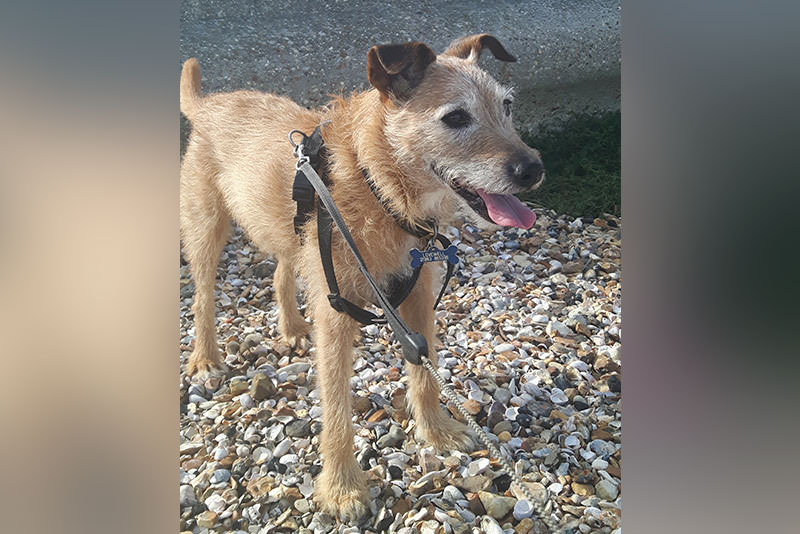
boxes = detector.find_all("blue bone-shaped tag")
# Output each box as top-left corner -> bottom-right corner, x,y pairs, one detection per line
410,245 -> 459,269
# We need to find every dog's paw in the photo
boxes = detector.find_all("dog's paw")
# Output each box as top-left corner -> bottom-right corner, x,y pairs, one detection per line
416,413 -> 475,453
314,464 -> 369,523
284,332 -> 311,351
318,488 -> 368,523
185,352 -> 227,381
280,319 -> 311,348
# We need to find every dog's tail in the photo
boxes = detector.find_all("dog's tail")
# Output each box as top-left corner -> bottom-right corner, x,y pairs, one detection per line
180,58 -> 203,120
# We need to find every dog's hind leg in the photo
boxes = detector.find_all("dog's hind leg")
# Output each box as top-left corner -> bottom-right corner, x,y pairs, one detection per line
181,145 -> 230,379
399,264 -> 474,451
311,301 -> 368,521
273,254 -> 311,346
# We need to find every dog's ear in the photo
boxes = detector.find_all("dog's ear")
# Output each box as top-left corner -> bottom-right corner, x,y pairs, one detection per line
367,42 -> 437,100
442,33 -> 516,63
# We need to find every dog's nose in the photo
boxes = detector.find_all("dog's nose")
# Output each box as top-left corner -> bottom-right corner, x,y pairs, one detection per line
507,156 -> 544,187
508,157 -> 543,186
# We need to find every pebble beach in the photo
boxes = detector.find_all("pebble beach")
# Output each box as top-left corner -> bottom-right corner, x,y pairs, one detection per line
179,210 -> 622,534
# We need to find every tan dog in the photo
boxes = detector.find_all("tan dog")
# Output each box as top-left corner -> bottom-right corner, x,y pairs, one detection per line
180,34 -> 544,521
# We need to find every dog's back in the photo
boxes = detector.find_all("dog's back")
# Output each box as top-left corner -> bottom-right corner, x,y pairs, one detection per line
180,59 -> 324,256
181,58 -> 321,188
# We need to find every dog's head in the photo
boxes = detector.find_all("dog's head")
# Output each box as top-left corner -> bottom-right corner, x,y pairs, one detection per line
367,34 -> 543,229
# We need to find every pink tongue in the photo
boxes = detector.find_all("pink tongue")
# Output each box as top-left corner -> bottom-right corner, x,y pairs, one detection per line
476,189 -> 537,229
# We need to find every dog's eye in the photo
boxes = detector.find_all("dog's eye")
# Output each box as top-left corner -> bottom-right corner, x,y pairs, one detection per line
503,99 -> 513,117
441,109 -> 472,129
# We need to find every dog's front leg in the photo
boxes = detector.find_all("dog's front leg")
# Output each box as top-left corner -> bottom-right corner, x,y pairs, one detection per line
399,264 -> 473,452
312,301 -> 369,521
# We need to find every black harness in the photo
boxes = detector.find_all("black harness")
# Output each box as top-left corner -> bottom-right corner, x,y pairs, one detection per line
291,125 -> 457,326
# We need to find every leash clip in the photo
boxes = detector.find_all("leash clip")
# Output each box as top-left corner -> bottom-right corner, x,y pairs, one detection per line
294,142 -> 310,169
288,129 -> 306,149
289,130 -> 310,168
295,151 -> 310,169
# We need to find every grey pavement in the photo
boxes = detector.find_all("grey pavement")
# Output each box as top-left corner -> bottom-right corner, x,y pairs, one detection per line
180,0 -> 620,137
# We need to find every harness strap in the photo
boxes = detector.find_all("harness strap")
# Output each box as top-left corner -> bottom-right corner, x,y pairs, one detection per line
291,126 -> 458,328
432,233 -> 456,309
385,264 -> 422,309
295,157 -> 428,365
291,124 -> 328,235
318,198 -> 455,324
317,202 -> 389,325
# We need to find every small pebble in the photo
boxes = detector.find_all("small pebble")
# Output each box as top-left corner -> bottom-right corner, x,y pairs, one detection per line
573,395 -> 590,410
443,485 -> 465,502
238,393 -> 254,409
211,469 -> 230,484
513,499 -> 533,520
467,458 -> 490,476
253,447 -> 271,464
494,343 -> 515,353
195,510 -> 217,528
480,515 -> 505,534
592,458 -> 609,470
279,453 -> 299,465
205,493 -> 226,513
294,498 -> 311,513
285,419 -> 311,438
478,491 -> 516,519
596,480 -> 619,500
273,438 -> 292,458
179,484 -> 196,506
550,388 -> 569,404
377,425 -> 406,448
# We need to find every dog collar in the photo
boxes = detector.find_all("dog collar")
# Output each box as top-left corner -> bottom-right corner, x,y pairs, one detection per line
361,168 -> 438,240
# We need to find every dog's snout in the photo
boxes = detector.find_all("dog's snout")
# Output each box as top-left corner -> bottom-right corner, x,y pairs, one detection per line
507,156 -> 543,187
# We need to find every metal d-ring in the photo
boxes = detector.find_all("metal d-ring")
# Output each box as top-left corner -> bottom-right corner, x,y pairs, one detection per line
288,129 -> 306,148
289,130 -> 311,168
426,220 -> 439,249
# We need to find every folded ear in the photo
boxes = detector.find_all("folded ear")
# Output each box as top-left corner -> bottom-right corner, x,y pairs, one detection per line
367,42 -> 437,100
442,33 -> 517,63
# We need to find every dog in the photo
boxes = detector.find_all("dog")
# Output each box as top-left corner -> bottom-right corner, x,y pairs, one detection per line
180,33 -> 544,521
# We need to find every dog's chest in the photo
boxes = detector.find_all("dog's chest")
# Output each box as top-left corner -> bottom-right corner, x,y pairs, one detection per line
374,233 -> 419,282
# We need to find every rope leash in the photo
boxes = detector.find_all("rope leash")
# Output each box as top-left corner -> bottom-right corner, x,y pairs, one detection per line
421,355 -> 561,533
289,129 -> 566,533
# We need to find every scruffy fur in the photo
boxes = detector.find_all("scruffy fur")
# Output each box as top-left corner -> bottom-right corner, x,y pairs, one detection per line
180,34 -> 542,521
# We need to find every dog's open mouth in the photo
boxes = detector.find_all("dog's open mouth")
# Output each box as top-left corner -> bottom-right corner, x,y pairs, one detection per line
433,165 -> 537,229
